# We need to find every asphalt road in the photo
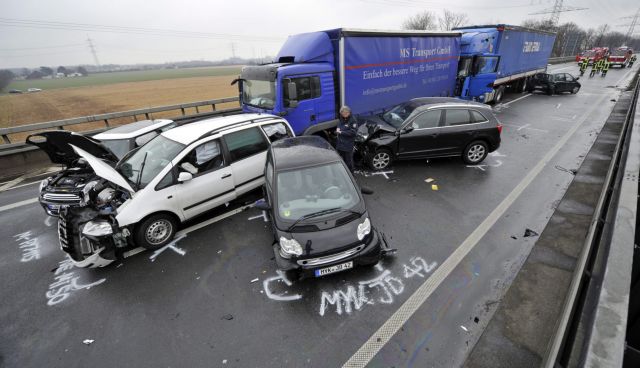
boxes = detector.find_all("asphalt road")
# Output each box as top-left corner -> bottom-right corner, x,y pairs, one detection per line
0,62 -> 637,368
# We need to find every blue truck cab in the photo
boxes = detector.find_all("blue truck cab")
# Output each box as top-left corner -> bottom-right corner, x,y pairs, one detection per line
454,24 -> 556,104
234,29 -> 461,136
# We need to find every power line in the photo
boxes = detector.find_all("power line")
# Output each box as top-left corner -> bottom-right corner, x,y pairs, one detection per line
86,37 -> 100,68
529,0 -> 588,27
0,17 -> 283,42
0,43 -> 86,51
618,7 -> 640,43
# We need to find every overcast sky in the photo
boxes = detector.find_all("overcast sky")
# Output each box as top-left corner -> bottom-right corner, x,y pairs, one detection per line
1,0 -> 637,68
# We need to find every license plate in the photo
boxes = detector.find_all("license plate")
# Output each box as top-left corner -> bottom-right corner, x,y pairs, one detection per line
314,261 -> 353,277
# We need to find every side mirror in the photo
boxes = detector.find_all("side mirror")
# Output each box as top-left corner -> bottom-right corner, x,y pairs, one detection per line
255,199 -> 271,211
575,77 -> 580,81
400,125 -> 415,134
360,186 -> 374,195
287,81 -> 298,100
177,172 -> 193,183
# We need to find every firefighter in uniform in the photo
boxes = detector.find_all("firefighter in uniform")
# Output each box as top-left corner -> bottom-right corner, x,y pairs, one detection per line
601,57 -> 610,77
630,54 -> 637,68
595,58 -> 605,75
590,59 -> 598,77
579,58 -> 588,76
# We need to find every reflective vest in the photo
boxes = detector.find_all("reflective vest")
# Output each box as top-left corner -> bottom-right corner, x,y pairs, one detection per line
596,59 -> 604,69
603,60 -> 610,71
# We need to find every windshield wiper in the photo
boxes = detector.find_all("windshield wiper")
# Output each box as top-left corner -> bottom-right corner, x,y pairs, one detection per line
135,152 -> 148,191
287,207 -> 361,232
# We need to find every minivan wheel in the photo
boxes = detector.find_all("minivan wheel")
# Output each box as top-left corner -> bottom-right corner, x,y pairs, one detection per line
369,149 -> 393,170
135,213 -> 177,250
463,141 -> 488,165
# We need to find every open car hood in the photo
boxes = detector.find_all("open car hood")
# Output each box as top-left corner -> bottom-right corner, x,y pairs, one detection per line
70,145 -> 135,193
26,131 -> 119,166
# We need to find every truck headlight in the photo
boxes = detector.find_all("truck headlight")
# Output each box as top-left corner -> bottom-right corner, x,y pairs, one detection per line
82,220 -> 113,237
357,218 -> 371,240
279,236 -> 303,258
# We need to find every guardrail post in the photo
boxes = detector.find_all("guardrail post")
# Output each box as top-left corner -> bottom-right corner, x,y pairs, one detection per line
195,106 -> 200,113
2,135 -> 10,144
211,104 -> 216,112
104,119 -> 110,128
57,126 -> 64,130
181,107 -> 185,116
145,113 -> 150,120
133,115 -> 138,122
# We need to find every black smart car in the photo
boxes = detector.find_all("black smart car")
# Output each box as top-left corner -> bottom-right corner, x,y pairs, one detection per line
527,72 -> 581,95
356,97 -> 502,170
257,136 -> 390,279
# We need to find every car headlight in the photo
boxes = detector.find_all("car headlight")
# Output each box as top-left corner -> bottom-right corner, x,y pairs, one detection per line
79,180 -> 99,206
357,217 -> 371,241
279,236 -> 303,258
39,178 -> 50,191
82,220 -> 113,237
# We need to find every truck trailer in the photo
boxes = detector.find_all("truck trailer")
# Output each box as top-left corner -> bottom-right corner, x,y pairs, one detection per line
453,24 -> 556,104
233,28 -> 461,136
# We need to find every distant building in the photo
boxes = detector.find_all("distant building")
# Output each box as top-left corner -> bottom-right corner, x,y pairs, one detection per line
55,72 -> 65,78
67,72 -> 83,77
42,75 -> 53,79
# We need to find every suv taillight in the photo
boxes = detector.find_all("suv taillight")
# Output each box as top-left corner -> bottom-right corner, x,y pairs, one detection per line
497,123 -> 503,134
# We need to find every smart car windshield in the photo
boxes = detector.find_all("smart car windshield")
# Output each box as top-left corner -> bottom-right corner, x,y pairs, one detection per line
276,162 -> 360,221
118,135 -> 185,189
382,103 -> 417,128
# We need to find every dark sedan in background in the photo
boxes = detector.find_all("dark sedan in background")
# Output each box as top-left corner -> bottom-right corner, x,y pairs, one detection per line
527,73 -> 581,95
355,97 -> 502,170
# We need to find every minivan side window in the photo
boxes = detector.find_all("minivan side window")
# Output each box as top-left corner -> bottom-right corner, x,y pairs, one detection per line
261,122 -> 293,142
178,139 -> 225,177
224,127 -> 269,163
470,110 -> 488,123
283,76 -> 321,106
411,110 -> 442,129
444,109 -> 472,126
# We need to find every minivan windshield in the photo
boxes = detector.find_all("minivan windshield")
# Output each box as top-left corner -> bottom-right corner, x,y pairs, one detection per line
101,139 -> 131,159
243,79 -> 276,109
276,162 -> 359,221
118,135 -> 185,189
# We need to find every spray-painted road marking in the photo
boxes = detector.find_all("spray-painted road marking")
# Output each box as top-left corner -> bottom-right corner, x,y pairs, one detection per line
248,211 -> 269,222
263,270 -> 302,301
46,257 -> 106,306
501,123 -> 549,133
467,160 -> 503,171
14,231 -> 40,262
0,198 -> 38,213
371,171 -> 394,180
489,151 -> 507,157
149,235 -> 187,262
342,84 -> 613,368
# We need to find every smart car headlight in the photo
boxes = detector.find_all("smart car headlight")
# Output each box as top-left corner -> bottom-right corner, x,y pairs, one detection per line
39,178 -> 50,192
357,217 -> 371,241
279,236 -> 303,258
82,220 -> 113,237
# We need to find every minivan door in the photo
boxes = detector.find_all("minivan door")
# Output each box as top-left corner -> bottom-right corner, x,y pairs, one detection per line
173,138 -> 235,219
223,126 -> 270,196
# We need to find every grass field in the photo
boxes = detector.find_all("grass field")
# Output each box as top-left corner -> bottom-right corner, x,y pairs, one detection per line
5,66 -> 242,91
0,68 -> 241,143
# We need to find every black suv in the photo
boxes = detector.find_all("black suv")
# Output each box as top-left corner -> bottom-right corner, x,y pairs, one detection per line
257,136 -> 392,279
527,73 -> 581,95
356,97 -> 502,170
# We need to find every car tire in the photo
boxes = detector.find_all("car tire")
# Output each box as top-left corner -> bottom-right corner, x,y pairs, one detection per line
369,148 -> 393,170
135,213 -> 178,250
571,86 -> 580,94
463,141 -> 489,165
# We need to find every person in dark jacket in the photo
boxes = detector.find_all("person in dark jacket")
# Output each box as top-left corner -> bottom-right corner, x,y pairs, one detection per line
336,106 -> 358,171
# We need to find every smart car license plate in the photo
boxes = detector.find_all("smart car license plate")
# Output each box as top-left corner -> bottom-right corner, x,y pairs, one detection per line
315,261 -> 353,277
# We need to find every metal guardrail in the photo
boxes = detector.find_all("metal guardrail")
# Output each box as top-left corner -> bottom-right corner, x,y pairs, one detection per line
0,96 -> 239,144
548,56 -> 576,64
543,68 -> 640,368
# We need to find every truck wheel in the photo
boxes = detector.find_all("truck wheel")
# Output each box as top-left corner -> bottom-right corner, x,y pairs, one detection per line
135,213 -> 178,250
463,141 -> 488,165
369,149 -> 393,170
494,86 -> 505,104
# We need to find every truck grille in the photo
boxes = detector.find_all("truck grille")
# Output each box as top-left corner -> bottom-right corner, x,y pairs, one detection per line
44,192 -> 81,204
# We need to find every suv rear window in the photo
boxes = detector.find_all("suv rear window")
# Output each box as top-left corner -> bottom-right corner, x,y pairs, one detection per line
444,109 -> 471,126
470,110 -> 488,123
224,127 -> 269,162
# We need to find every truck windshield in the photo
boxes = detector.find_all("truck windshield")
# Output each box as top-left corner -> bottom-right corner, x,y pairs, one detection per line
458,57 -> 472,77
243,79 -> 276,109
476,56 -> 499,74
117,135 -> 185,189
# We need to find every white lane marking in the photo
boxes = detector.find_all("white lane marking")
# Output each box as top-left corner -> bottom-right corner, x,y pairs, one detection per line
517,124 -> 530,131
555,103 -> 562,109
342,87 -> 612,368
122,204 -> 255,259
0,198 -> 38,213
0,177 -> 24,191
248,210 -> 268,222
1,181 -> 40,191
149,235 -> 187,262
501,93 -> 531,106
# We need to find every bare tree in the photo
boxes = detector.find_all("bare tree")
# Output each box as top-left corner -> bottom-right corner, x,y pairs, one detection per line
402,11 -> 437,30
0,70 -> 15,91
438,9 -> 469,31
594,24 -> 610,46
